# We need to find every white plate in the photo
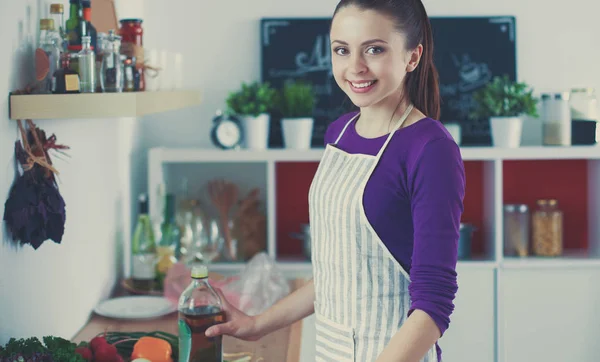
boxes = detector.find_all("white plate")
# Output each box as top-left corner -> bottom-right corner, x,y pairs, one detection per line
94,296 -> 177,320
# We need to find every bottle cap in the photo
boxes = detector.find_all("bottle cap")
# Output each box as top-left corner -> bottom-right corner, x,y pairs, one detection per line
50,4 -> 63,14
191,265 -> 208,279
40,19 -> 54,30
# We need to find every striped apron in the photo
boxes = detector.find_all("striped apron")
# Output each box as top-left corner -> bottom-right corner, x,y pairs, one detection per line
308,104 -> 438,362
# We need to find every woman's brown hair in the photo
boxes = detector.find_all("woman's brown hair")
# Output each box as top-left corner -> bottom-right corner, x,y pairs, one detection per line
332,0 -> 441,120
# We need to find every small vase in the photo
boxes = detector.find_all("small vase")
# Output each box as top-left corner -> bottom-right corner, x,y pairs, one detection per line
281,117 -> 314,149
239,113 -> 270,149
490,116 -> 523,148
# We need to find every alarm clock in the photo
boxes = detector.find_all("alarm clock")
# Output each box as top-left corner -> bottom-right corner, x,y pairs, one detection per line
210,110 -> 243,150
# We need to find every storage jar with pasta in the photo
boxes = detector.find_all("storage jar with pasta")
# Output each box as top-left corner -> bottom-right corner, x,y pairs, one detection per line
532,199 -> 563,256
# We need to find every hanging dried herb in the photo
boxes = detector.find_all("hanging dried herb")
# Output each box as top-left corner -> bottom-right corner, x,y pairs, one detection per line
3,120 -> 69,249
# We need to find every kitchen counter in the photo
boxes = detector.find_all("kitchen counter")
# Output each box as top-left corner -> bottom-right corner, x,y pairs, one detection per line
72,277 -> 307,362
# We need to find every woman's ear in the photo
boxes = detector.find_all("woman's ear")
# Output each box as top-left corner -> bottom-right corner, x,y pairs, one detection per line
406,44 -> 423,72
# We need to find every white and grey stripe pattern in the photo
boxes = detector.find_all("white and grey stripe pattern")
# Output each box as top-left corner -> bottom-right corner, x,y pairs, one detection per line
308,108 -> 437,362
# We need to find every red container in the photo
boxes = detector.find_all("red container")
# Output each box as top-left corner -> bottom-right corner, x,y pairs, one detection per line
119,18 -> 143,46
119,18 -> 145,91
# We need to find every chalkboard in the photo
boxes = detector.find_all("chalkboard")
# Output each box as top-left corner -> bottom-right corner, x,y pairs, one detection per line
260,16 -> 516,147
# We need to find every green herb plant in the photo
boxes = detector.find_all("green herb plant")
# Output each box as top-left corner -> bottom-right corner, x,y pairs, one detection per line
278,80 -> 317,118
226,81 -> 278,117
470,75 -> 539,120
0,336 -> 85,362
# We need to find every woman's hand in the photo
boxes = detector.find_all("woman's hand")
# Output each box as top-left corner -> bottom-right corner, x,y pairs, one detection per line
205,288 -> 263,341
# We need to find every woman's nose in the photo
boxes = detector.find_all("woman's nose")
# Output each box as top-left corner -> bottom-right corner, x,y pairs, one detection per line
349,54 -> 368,74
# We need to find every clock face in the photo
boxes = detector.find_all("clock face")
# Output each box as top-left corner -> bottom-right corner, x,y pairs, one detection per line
215,119 -> 242,148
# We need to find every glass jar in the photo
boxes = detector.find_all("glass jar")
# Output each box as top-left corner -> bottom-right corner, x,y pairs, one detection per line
542,92 -> 572,146
119,19 -> 145,91
119,18 -> 143,46
100,30 -> 123,92
532,199 -> 563,257
503,204 -> 529,257
570,87 -> 598,145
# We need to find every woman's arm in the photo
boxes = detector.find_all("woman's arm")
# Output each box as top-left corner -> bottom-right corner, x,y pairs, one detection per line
255,279 -> 315,336
206,279 -> 315,340
377,137 -> 465,362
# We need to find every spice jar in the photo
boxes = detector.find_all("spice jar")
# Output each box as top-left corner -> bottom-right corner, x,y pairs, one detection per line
532,199 -> 563,257
503,204 -> 529,257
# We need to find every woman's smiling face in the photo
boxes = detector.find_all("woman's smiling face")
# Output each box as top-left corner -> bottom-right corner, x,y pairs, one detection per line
330,5 -> 415,108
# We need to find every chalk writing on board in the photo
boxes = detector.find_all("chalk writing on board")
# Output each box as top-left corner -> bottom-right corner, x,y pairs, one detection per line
268,34 -> 332,78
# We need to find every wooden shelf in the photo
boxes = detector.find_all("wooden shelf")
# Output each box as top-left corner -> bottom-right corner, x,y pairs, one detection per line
9,90 -> 202,120
149,145 -> 600,164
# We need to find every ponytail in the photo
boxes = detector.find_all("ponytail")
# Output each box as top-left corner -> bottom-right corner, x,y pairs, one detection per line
405,12 -> 440,120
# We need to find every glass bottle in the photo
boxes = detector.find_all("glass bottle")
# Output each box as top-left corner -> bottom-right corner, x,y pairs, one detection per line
178,264 -> 225,362
123,56 -> 136,92
100,30 -> 123,92
131,194 -> 157,291
37,19 -> 61,93
77,35 -> 96,92
503,204 -> 530,257
52,53 -> 80,94
81,0 -> 97,53
66,0 -> 86,49
532,199 -> 563,257
49,3 -> 66,51
156,194 -> 181,288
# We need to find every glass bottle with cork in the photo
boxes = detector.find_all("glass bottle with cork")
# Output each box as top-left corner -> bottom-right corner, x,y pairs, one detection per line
131,194 -> 157,291
532,199 -> 563,257
178,264 -> 225,362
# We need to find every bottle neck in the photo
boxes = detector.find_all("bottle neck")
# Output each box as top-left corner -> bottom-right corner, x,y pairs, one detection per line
83,8 -> 91,21
69,3 -> 79,19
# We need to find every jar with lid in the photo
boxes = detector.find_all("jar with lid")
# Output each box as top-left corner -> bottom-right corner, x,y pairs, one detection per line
532,199 -> 563,257
570,88 -> 598,145
542,92 -> 571,146
503,204 -> 530,257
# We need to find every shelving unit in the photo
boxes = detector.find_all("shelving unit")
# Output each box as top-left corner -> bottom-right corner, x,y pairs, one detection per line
148,144 -> 600,270
148,145 -> 600,362
8,90 -> 202,120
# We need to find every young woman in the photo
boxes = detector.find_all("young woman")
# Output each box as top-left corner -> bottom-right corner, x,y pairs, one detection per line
206,1 -> 466,361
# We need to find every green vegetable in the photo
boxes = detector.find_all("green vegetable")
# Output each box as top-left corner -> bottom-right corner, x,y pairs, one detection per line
0,336 -> 85,361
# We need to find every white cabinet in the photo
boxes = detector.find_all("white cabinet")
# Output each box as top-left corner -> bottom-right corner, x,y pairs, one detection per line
501,268 -> 600,362
438,265 -> 496,362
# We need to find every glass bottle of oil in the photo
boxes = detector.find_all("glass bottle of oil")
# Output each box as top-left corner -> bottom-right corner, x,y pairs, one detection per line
156,194 -> 180,288
178,265 -> 225,362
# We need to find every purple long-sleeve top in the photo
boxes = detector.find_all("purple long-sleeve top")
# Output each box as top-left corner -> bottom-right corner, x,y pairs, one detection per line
324,111 -> 465,358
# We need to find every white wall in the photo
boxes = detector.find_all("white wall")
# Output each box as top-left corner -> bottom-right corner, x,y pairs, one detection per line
0,0 -> 143,344
139,0 -> 600,153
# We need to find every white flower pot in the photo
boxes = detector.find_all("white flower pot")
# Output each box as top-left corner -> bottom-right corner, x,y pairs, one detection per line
444,123 -> 462,145
282,117 -> 314,149
490,116 -> 523,148
240,113 -> 270,149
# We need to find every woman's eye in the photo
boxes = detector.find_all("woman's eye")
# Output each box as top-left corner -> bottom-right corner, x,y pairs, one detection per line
334,47 -> 348,55
366,46 -> 384,55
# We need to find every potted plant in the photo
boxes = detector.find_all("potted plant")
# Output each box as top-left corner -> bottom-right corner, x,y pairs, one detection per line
470,75 -> 539,148
277,80 -> 317,149
226,81 -> 278,149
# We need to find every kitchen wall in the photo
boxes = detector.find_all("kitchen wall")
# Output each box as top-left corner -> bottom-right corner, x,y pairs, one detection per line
139,0 -> 600,154
0,0 -> 143,345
